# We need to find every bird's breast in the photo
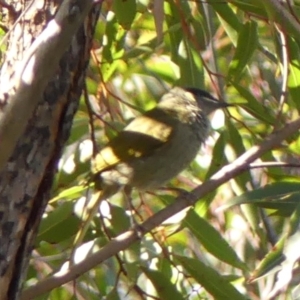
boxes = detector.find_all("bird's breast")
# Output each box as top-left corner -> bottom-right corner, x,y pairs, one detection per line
126,120 -> 206,190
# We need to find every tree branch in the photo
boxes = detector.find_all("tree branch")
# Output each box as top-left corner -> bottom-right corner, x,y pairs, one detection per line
0,0 -> 95,172
21,116 -> 300,300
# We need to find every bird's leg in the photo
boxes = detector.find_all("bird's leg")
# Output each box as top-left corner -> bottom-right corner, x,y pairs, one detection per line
123,186 -> 137,225
123,186 -> 145,238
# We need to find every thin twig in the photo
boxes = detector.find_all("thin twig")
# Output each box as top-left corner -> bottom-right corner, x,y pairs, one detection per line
274,24 -> 288,127
249,161 -> 300,169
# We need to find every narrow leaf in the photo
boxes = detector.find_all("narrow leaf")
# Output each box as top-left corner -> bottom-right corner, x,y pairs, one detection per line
143,268 -> 185,300
228,21 -> 258,81
177,256 -> 248,300
184,210 -> 248,271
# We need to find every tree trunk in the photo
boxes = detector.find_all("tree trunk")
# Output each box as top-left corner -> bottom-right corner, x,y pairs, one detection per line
0,1 -> 101,299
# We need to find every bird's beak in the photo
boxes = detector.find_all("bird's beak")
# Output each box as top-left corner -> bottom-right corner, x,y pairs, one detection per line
221,102 -> 235,108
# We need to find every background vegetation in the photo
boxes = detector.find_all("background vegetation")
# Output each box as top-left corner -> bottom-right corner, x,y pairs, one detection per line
3,0 -> 300,299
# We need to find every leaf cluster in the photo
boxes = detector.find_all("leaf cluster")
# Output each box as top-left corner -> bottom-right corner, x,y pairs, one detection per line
24,1 -> 300,299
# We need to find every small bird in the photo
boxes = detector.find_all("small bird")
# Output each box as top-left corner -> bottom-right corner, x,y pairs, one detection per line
75,87 -> 230,244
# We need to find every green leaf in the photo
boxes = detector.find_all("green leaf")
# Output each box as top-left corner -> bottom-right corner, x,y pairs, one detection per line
106,288 -> 121,300
222,181 -> 300,212
37,201 -> 80,243
192,2 -> 210,50
205,132 -> 227,179
165,1 -> 204,87
184,210 -> 248,271
210,0 -> 241,32
249,238 -> 285,281
51,185 -> 88,203
66,115 -> 89,145
109,204 -> 131,235
226,120 -> 252,189
177,256 -> 249,300
232,0 -> 268,18
252,203 -> 300,280
113,0 -> 136,30
142,268 -> 185,300
232,83 -> 276,124
228,21 -> 258,81
287,37 -> 300,112
177,39 -> 204,87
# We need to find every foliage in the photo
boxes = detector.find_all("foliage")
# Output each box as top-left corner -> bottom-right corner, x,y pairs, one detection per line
24,0 -> 300,299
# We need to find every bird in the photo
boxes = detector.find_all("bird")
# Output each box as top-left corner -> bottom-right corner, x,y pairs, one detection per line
75,87 -> 230,244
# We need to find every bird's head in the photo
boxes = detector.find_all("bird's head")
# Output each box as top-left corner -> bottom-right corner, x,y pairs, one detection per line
158,87 -> 230,118
183,87 -> 230,115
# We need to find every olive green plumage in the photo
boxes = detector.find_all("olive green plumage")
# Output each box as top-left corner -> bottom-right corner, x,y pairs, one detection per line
74,87 -> 230,246
91,86 -> 229,199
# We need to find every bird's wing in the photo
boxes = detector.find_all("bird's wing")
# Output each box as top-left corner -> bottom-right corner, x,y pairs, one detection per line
91,110 -> 174,174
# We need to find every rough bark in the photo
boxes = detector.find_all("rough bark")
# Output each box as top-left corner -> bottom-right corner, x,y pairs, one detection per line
0,1 -> 101,299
